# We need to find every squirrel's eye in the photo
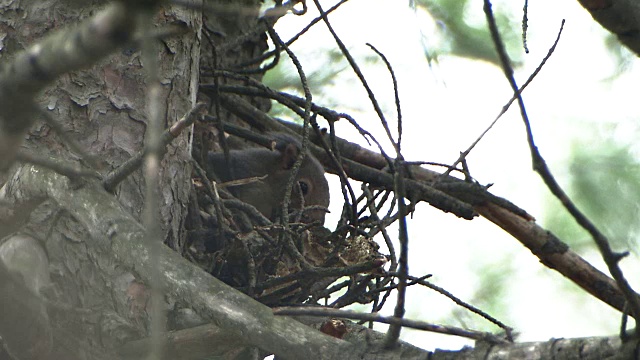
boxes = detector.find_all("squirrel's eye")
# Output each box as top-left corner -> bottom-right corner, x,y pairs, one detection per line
298,180 -> 310,195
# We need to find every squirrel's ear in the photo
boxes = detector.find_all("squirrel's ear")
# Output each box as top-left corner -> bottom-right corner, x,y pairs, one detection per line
280,143 -> 299,170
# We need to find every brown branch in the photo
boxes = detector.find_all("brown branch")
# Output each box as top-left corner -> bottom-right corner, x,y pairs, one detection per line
274,307 -> 509,344
15,164 -> 360,359
310,0 -> 391,148
484,0 -> 640,322
264,25 -> 317,270
477,203 -> 631,315
362,43 -> 408,348
211,83 -> 636,321
288,119 -> 639,319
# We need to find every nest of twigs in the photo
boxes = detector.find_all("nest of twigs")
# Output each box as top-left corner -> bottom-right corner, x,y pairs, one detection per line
183,125 -> 388,308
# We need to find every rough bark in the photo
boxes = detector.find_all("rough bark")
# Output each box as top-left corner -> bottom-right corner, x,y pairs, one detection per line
0,1 -> 636,359
577,0 -> 640,56
0,0 -> 200,357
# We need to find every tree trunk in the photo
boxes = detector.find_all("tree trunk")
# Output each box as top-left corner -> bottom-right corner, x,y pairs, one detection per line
0,0 -> 205,357
1,1 -> 637,359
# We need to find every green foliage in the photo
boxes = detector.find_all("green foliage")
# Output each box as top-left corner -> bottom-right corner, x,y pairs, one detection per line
264,1 -> 524,122
603,34 -> 637,78
262,50 -> 348,121
543,135 -> 640,252
413,0 -> 523,66
451,255 -> 513,331
262,51 -> 345,91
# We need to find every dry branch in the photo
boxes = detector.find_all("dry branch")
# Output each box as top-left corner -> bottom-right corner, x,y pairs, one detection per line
208,90 -> 639,318
485,0 -> 640,321
327,135 -> 638,318
200,116 -> 634,326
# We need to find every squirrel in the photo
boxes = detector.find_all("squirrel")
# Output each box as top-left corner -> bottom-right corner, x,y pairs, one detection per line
206,133 -> 330,224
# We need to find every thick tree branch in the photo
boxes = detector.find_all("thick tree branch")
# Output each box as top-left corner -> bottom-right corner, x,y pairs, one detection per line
477,203 -> 631,316
0,257 -> 52,360
286,122 -> 638,319
215,115 -> 637,318
486,0 -> 640,321
15,164 -> 358,359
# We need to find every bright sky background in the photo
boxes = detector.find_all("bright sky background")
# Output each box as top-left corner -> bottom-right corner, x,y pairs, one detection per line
269,0 -> 640,351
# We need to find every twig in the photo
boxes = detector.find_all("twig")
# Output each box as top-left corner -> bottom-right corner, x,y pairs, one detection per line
362,186 -> 397,271
389,272 -> 514,341
330,274 -> 377,309
443,19 -> 564,178
359,43 -> 409,348
140,9 -> 167,357
366,43 -> 403,147
483,0 -> 640,324
191,160 -> 237,237
522,0 -> 529,53
233,0 -> 351,69
255,259 -> 383,294
263,25 -> 315,269
204,81 -> 394,168
273,307 -> 509,344
103,103 -> 205,191
15,151 -> 101,180
311,0 -> 397,155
